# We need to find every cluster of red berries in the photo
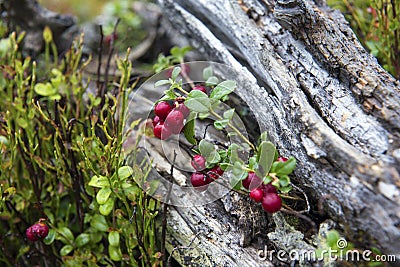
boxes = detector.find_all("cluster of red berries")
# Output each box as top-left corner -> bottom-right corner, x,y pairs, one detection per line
26,218 -> 49,241
244,156 -> 288,213
152,85 -> 207,140
190,154 -> 224,191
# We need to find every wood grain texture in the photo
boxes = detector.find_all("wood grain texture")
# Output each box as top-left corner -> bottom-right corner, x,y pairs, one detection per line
157,0 -> 400,264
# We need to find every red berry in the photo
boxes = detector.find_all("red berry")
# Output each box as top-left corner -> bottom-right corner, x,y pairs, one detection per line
242,172 -> 262,190
165,109 -> 184,134
192,85 -> 207,94
249,188 -> 264,203
207,165 -> 224,181
153,116 -> 161,127
104,32 -> 118,45
153,122 -> 172,140
26,226 -> 38,241
154,101 -> 172,120
190,172 -> 209,191
261,183 -> 277,194
277,156 -> 288,162
175,102 -> 190,117
262,193 -> 282,213
191,155 -> 206,171
26,221 -> 49,241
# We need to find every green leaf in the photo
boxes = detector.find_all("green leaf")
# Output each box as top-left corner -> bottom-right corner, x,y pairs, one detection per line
183,113 -> 197,145
187,89 -> 208,98
56,227 -> 74,244
256,141 -> 276,178
96,187 -> 111,205
223,108 -> 235,120
16,117 -> 28,128
117,166 -> 134,179
108,231 -> 120,247
88,175 -> 109,188
279,185 -> 292,193
75,233 -> 90,247
171,67 -> 181,81
34,82 -> 57,96
109,245 -> 122,261
60,245 -> 74,256
43,229 -> 56,245
214,119 -> 229,130
99,197 -> 114,216
274,157 -> 296,176
154,79 -> 170,87
170,46 -> 191,62
279,175 -> 290,187
159,89 -> 177,102
199,140 -> 215,158
90,214 -> 108,232
210,80 -> 236,100
205,76 -> 219,86
231,161 -> 247,188
185,93 -> 211,113
198,112 -> 210,119
203,66 -> 213,80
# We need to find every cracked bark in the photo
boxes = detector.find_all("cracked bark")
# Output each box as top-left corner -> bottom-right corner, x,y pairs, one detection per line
156,0 -> 400,265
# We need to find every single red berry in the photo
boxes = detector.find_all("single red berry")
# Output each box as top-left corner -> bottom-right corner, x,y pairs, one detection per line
165,109 -> 184,134
207,165 -> 224,181
191,155 -> 206,171
154,101 -> 172,120
262,193 -> 282,213
104,32 -> 118,45
261,183 -> 277,194
242,172 -> 262,190
26,220 -> 49,241
153,116 -> 161,127
192,85 -> 207,94
249,188 -> 264,203
190,172 -> 209,191
153,122 -> 172,140
26,226 -> 38,241
175,102 -> 190,118
277,156 -> 288,162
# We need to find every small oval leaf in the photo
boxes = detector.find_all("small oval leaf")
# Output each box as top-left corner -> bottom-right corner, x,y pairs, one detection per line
108,231 -> 120,247
88,175 -> 109,188
60,245 -> 73,256
117,166 -> 134,180
109,245 -> 122,261
56,227 -> 74,244
75,233 -> 90,247
43,229 -> 56,245
99,197 -> 114,216
96,187 -> 112,205
90,214 -> 108,232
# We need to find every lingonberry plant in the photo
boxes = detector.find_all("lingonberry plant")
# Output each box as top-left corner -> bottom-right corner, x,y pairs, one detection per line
150,64 -> 297,214
0,30 -> 161,266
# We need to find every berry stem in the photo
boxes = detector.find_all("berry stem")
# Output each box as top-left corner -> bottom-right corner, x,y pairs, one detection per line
209,109 -> 256,151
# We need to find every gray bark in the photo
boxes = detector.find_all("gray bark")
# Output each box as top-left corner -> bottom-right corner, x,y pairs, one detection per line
156,0 -> 400,265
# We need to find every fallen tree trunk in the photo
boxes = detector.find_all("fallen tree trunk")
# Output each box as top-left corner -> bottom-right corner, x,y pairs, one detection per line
156,0 -> 400,265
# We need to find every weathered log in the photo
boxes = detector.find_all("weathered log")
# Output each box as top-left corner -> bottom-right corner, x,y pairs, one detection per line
155,0 -> 400,265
